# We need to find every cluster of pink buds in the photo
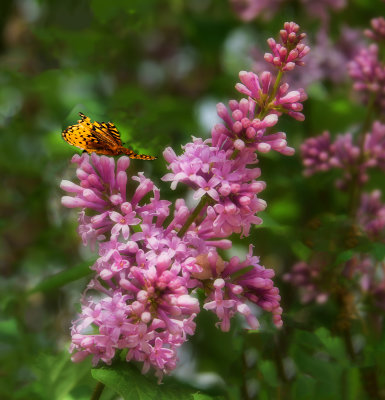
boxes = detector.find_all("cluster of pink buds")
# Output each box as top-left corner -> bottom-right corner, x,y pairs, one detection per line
264,22 -> 310,71
348,18 -> 385,111
301,122 -> 385,188
365,17 -> 385,42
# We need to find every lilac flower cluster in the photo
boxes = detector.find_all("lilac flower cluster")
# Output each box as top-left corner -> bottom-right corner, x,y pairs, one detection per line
252,26 -> 363,91
365,17 -> 385,42
229,0 -> 282,22
357,190 -> 385,241
235,71 -> 307,122
301,121 -> 385,188
61,22 -> 308,380
229,0 -> 346,24
348,18 -> 385,111
62,152 -> 281,379
283,257 -> 329,304
264,22 -> 310,71
285,251 -> 385,308
285,193 -> 385,307
286,18 -> 385,311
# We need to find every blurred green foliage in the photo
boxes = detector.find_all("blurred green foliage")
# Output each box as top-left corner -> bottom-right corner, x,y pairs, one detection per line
1,0 -> 385,399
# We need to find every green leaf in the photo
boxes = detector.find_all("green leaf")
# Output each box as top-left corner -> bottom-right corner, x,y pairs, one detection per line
291,374 -> 315,400
345,368 -> 361,399
259,360 -> 279,387
291,240 -> 312,261
91,362 -> 213,400
17,352 -> 92,400
230,265 -> 254,280
333,250 -> 354,267
29,260 -> 94,294
315,328 -> 347,363
192,394 -> 219,400
294,330 -> 323,351
370,243 -> 385,261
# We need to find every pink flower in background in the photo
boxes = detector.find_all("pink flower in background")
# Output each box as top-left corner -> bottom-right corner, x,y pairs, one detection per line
365,17 -> 385,42
301,121 -> 385,188
358,191 -> 385,241
283,258 -> 329,304
252,26 -> 363,90
364,121 -> 385,171
229,0 -> 283,21
348,44 -> 385,110
300,0 -> 346,25
229,0 -> 346,24
301,131 -> 333,176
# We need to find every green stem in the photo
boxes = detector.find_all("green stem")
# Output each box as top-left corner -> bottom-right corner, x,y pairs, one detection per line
177,195 -> 209,238
90,381 -> 105,400
270,69 -> 283,102
230,149 -> 240,159
348,93 -> 376,219
258,69 -> 283,120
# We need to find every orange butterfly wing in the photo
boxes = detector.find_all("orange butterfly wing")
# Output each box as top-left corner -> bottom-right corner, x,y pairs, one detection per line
62,113 -> 156,160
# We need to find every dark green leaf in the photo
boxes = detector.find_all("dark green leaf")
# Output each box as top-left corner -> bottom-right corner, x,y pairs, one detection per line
92,362 -> 214,400
370,243 -> 385,261
259,360 -> 279,388
29,260 -> 94,294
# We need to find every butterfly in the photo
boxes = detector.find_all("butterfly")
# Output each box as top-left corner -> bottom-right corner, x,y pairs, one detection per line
62,112 -> 157,160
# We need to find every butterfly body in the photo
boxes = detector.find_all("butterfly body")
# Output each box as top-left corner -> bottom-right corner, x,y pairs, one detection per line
62,113 -> 156,160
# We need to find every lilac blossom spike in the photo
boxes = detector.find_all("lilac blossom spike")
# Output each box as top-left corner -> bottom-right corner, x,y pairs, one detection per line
264,22 -> 310,71
61,21 -> 311,380
301,121 -> 385,188
301,131 -> 333,176
348,44 -> 385,110
357,191 -> 385,241
365,17 -> 385,42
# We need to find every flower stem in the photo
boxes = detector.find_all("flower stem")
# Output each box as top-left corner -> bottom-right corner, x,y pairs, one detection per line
177,195 -> 209,238
230,149 -> 240,159
90,381 -> 105,400
348,93 -> 376,219
270,69 -> 283,102
258,69 -> 283,119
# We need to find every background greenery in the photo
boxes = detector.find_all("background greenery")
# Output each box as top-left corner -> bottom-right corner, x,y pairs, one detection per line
1,0 -> 385,399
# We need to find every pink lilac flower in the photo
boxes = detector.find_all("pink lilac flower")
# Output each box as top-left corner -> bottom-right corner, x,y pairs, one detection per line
229,0 -> 346,25
62,154 -> 204,378
300,0 -> 346,25
342,256 -> 385,312
364,121 -> 385,172
329,133 -> 364,189
201,247 -> 283,329
264,22 -> 310,71
286,253 -> 385,310
62,22 -> 310,379
348,44 -> 385,110
163,136 -> 267,238
365,17 -> 385,42
344,255 -> 385,312
213,98 -> 294,154
235,71 -> 307,121
301,131 -> 333,176
283,258 -> 329,304
301,121 -> 385,187
357,190 -> 385,241
62,151 -> 281,378
252,26 -> 363,90
229,0 -> 283,22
